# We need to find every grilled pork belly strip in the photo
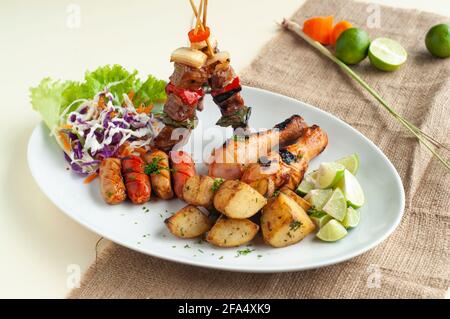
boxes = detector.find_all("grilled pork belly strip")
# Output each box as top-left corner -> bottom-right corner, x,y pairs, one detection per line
208,115 -> 308,180
241,125 -> 328,196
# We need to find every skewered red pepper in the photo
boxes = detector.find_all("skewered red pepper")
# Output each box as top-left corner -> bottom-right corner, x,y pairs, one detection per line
165,83 -> 205,107
188,27 -> 210,43
211,76 -> 241,97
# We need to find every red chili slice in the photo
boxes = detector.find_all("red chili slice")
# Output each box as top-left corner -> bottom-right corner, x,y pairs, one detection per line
211,77 -> 241,97
166,83 -> 205,107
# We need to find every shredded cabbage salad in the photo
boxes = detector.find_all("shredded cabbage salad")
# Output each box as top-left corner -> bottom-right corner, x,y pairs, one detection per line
30,65 -> 167,175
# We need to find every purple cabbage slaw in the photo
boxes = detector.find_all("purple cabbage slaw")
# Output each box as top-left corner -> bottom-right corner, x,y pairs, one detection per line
60,91 -> 163,175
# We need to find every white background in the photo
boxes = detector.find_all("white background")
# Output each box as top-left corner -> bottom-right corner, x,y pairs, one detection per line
1,0 -> 449,298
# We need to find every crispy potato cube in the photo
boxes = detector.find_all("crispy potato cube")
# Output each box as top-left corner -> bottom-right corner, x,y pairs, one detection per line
213,180 -> 267,219
261,193 -> 315,248
182,175 -> 215,207
206,216 -> 259,247
281,187 -> 311,211
165,205 -> 212,239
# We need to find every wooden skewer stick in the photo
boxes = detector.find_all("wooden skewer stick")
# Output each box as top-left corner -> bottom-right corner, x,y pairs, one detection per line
188,0 -> 214,57
194,0 -> 204,34
203,0 -> 208,27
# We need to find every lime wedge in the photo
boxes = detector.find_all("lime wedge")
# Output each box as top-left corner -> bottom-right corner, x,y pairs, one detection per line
368,37 -> 407,71
336,170 -> 365,208
316,162 -> 345,189
296,170 -> 317,196
316,219 -> 348,242
322,188 -> 347,221
304,189 -> 332,210
335,154 -> 360,175
310,211 -> 333,228
342,206 -> 360,228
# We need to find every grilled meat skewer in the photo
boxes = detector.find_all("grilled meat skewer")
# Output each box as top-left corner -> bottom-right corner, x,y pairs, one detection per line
208,58 -> 250,129
155,61 -> 208,151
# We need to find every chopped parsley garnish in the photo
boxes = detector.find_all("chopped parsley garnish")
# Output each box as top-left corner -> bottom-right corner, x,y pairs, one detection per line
198,249 -> 204,254
144,156 -> 173,175
219,256 -> 224,260
212,178 -> 225,192
235,248 -> 255,257
184,244 -> 190,249
272,190 -> 280,198
289,220 -> 302,231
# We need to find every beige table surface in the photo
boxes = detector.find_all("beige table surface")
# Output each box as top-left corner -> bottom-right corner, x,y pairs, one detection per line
1,0 -> 449,298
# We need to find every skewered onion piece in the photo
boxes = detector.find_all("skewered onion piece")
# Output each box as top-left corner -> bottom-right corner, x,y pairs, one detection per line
170,47 -> 208,68
206,51 -> 230,66
191,36 -> 217,50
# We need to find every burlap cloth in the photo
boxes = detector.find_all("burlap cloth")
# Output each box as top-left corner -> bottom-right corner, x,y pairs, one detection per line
69,0 -> 450,299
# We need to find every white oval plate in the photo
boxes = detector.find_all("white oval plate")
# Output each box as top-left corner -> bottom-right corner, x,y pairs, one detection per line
28,86 -> 404,272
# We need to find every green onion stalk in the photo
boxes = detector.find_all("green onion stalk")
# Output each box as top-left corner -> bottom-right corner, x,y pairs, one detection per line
280,19 -> 449,171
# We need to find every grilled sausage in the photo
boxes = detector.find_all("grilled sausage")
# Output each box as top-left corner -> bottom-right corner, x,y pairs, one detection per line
99,158 -> 126,204
144,150 -> 174,200
169,151 -> 196,199
121,155 -> 151,204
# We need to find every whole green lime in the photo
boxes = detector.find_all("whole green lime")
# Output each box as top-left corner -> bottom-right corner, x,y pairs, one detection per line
425,24 -> 450,58
335,28 -> 371,65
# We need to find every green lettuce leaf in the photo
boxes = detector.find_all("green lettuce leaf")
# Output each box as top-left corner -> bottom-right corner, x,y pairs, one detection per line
84,64 -> 138,104
60,81 -> 94,113
30,65 -> 167,131
134,75 -> 167,107
30,78 -> 70,131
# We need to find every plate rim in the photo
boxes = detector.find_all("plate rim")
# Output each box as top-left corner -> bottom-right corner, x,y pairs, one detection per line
27,85 -> 405,273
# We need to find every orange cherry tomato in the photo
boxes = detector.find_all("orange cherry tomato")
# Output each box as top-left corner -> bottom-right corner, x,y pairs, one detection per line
331,20 -> 353,46
303,16 -> 333,45
188,27 -> 210,43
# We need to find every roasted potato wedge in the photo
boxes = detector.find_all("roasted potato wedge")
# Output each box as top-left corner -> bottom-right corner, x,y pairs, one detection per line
248,178 -> 276,197
165,205 -> 212,239
213,180 -> 267,219
261,192 -> 315,248
206,216 -> 259,247
281,187 -> 311,211
182,175 -> 215,207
